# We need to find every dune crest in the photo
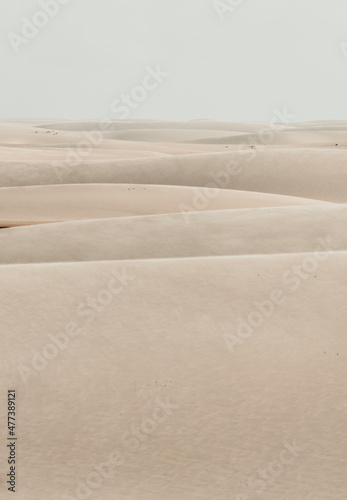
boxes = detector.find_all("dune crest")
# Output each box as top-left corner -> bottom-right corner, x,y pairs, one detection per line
0,119 -> 345,500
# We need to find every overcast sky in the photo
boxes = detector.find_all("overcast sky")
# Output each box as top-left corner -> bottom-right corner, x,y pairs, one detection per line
1,0 -> 347,121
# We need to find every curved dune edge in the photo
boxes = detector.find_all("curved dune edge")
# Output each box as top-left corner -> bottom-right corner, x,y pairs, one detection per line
0,145 -> 169,160
1,148 -> 346,203
0,204 -> 344,264
1,119 -> 346,499
0,183 -> 331,227
1,252 -> 347,499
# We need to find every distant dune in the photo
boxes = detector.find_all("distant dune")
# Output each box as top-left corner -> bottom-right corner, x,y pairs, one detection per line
0,183 -> 329,227
0,119 -> 346,500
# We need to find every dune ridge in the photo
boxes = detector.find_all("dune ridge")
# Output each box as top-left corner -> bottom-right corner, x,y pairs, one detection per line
0,118 -> 346,500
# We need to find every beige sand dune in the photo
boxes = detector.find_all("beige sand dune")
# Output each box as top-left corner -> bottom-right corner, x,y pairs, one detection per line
1,148 -> 346,203
0,124 -> 186,158
191,130 -> 347,145
0,139 -> 230,159
95,139 -> 233,154
34,119 -> 278,133
0,146 -> 167,161
283,124 -> 347,131
102,128 -> 246,143
0,183 -> 329,227
5,120 -> 347,168
0,119 -> 346,500
0,120 -> 258,154
1,252 -> 346,500
0,120 -> 191,156
0,204 -> 343,265
291,120 -> 347,128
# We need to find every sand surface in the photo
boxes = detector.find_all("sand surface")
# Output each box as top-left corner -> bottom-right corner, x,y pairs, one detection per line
0,204 -> 344,265
0,183 -> 329,227
1,148 -> 346,202
0,119 -> 346,500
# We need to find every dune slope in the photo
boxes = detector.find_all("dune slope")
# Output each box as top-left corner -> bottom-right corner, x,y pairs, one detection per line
0,118 -> 346,500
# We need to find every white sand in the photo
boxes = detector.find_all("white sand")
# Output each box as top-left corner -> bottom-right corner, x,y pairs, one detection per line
1,148 -> 346,203
0,119 -> 345,500
0,183 -> 329,227
0,204 -> 343,264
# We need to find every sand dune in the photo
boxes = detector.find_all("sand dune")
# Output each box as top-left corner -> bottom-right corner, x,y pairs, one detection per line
0,204 -> 343,265
102,128 -> 246,143
0,145 -> 168,161
191,130 -> 347,145
0,183 -> 329,227
35,119 -> 279,132
1,252 -> 347,500
1,148 -> 346,203
0,119 -> 345,499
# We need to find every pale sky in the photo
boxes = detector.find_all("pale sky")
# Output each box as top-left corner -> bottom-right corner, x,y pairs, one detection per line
1,0 -> 347,121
